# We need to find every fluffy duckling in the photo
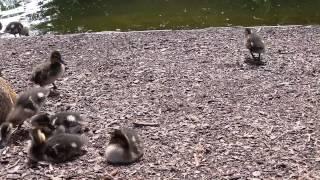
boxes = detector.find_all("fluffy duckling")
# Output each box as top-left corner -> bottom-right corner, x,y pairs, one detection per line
0,22 -> 2,31
0,87 -> 49,148
4,22 -> 29,37
28,127 -> 87,164
105,128 -> 143,164
245,28 -> 265,61
51,112 -> 83,134
31,51 -> 66,90
44,127 -> 87,163
28,128 -> 46,163
30,113 -> 55,137
0,77 -> 17,124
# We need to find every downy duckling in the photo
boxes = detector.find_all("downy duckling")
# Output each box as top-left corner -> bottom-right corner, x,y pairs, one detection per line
28,127 -> 87,164
105,128 -> 143,165
4,22 -> 29,37
0,22 -> 2,31
44,127 -> 88,163
245,28 -> 265,61
0,77 -> 17,124
31,51 -> 66,90
0,87 -> 49,148
51,112 -> 83,134
30,112 -> 55,137
28,128 -> 46,163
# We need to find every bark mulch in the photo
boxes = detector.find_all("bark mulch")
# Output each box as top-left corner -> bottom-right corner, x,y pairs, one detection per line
0,26 -> 320,179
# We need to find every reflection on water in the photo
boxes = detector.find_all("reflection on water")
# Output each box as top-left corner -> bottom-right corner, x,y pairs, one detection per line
0,0 -> 320,35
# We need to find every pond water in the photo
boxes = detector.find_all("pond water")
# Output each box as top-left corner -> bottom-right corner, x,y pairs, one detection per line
0,0 -> 320,35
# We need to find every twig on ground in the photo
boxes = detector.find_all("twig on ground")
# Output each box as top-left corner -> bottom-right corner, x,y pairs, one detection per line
133,121 -> 160,127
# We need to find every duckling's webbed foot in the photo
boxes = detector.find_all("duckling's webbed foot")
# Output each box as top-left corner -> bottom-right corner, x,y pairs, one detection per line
52,83 -> 57,90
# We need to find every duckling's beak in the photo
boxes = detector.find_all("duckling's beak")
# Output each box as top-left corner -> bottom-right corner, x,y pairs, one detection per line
60,59 -> 66,65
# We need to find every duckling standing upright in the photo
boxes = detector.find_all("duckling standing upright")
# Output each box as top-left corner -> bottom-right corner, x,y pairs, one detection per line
0,87 -> 49,148
105,128 -> 144,165
28,128 -> 47,163
4,22 -> 29,37
245,28 -> 265,61
30,112 -> 55,137
31,51 -> 66,90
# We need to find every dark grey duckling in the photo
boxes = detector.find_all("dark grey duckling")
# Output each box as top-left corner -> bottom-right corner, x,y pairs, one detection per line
105,128 -> 143,165
43,128 -> 87,163
0,87 -> 49,148
28,128 -> 47,163
0,22 -> 2,31
50,112 -> 83,134
4,22 -> 29,37
31,51 -> 66,90
245,28 -> 265,61
30,113 -> 55,137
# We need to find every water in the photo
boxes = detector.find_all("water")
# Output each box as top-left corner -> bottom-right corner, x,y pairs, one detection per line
0,0 -> 320,35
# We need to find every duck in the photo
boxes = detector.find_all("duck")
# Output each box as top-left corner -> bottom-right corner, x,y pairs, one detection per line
0,87 -> 49,148
31,51 -> 66,90
50,112 -> 83,134
28,128 -> 46,163
30,111 -> 83,136
105,128 -> 143,164
245,28 -> 265,61
28,127 -> 87,164
0,77 -> 17,125
4,22 -> 29,37
0,22 -> 2,31
30,112 -> 55,137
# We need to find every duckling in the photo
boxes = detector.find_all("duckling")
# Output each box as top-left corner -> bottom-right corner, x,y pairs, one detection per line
0,87 -> 49,148
0,22 -> 2,31
105,128 -> 143,164
43,129 -> 88,163
245,28 -> 265,61
28,128 -> 46,163
30,113 -> 55,137
4,22 -> 29,37
51,112 -> 83,134
31,51 -> 66,90
0,77 -> 17,125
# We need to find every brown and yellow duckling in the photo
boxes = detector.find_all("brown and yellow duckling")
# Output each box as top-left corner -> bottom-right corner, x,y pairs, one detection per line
4,22 -> 29,37
245,28 -> 265,61
105,128 -> 143,165
28,127 -> 87,164
0,87 -> 49,148
31,51 -> 66,90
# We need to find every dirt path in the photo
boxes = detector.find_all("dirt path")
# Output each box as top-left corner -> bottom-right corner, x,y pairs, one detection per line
0,26 -> 320,179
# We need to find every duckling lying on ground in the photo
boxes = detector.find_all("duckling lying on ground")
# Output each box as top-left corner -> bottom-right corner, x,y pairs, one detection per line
28,127 -> 87,164
245,28 -> 265,61
31,51 -> 66,90
0,87 -> 49,148
4,22 -> 29,37
30,111 -> 83,136
105,128 -> 143,165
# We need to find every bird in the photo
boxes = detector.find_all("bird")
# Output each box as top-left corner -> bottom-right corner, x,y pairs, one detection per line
30,111 -> 83,136
0,87 -> 49,148
31,51 -> 66,90
28,127 -> 87,164
245,28 -> 265,61
4,22 -> 29,37
105,128 -> 143,164
0,77 -> 17,125
50,112 -> 83,134
0,22 -> 2,31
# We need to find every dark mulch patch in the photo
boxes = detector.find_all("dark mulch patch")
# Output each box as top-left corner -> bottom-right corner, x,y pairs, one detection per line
0,26 -> 320,179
